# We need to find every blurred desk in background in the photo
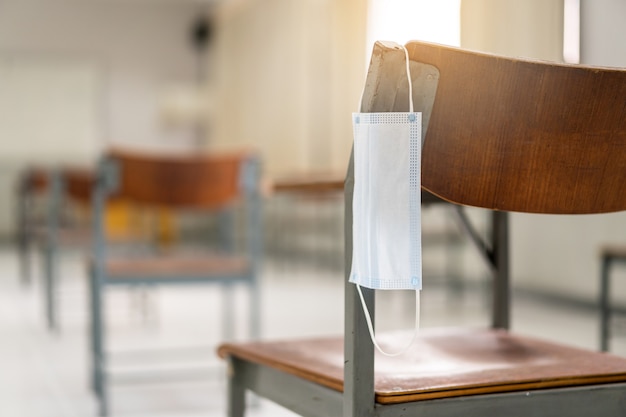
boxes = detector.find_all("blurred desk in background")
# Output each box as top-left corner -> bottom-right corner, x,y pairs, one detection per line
265,173 -> 497,299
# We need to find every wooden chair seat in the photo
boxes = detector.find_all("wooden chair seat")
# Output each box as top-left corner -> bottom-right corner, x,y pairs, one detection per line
105,253 -> 250,278
218,327 -> 626,404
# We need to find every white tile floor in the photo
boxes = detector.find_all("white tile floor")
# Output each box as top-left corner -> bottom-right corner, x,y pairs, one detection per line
0,246 -> 623,417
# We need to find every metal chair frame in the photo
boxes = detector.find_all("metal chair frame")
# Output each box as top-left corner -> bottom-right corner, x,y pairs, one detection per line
221,40 -> 626,417
90,150 -> 263,416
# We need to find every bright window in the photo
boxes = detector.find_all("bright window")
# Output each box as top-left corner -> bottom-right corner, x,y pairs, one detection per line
367,0 -> 461,50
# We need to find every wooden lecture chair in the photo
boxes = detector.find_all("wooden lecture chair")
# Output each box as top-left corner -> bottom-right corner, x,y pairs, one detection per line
218,41 -> 626,417
16,166 -> 49,287
18,161 -> 186,331
89,149 -> 263,416
16,165 -> 98,329
22,165 -> 138,330
41,166 -> 97,330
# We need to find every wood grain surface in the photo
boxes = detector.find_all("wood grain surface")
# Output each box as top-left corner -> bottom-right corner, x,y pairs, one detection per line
404,41 -> 626,214
219,327 -> 626,403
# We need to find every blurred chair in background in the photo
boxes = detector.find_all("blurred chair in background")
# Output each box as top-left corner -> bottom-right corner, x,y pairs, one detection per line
16,162 -> 180,330
16,165 -> 98,329
265,172 -> 472,300
89,148 -> 263,416
267,173 -> 345,273
16,166 -> 50,287
40,166 -> 95,330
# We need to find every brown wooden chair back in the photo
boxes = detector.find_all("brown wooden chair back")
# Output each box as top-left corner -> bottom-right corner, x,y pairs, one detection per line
105,149 -> 256,209
362,41 -> 626,214
61,167 -> 95,203
404,41 -> 626,214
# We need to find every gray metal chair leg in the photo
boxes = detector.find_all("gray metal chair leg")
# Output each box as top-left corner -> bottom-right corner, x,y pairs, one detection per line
88,265 -> 98,394
43,242 -> 57,331
97,374 -> 109,417
228,357 -> 246,417
90,269 -> 109,416
250,279 -> 261,340
18,222 -> 31,287
223,284 -> 235,341
17,176 -> 32,287
19,239 -> 31,287
600,255 -> 612,352
44,169 -> 63,331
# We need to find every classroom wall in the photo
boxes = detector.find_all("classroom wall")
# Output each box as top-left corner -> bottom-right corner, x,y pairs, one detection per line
461,0 -> 626,303
3,0 -> 624,306
210,0 -> 367,177
0,0 -> 205,236
580,0 -> 626,67
461,0 -> 564,60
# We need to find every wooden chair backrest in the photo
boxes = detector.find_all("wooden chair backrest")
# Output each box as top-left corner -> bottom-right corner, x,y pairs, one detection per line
19,166 -> 94,205
362,41 -> 626,214
61,167 -> 95,203
402,41 -> 626,214
106,149 -> 256,209
21,167 -> 49,193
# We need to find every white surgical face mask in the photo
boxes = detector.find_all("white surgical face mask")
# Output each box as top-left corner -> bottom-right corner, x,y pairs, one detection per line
350,45 -> 421,356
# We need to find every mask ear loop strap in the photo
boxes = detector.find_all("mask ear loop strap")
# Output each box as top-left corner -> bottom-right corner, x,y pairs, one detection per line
356,284 -> 420,357
357,45 -> 414,112
404,46 -> 414,113
354,45 -> 420,358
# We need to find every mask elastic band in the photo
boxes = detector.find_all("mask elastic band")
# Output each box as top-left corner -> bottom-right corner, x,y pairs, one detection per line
358,44 -> 415,112
356,285 -> 420,357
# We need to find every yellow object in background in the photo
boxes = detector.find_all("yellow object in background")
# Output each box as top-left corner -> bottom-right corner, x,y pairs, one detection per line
104,201 -> 177,246
103,200 -> 134,239
155,208 -> 177,247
